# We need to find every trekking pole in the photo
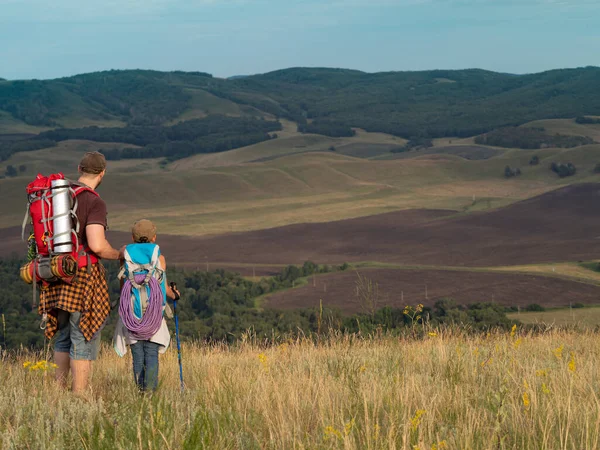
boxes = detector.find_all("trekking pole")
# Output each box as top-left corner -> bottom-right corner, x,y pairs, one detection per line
170,282 -> 184,392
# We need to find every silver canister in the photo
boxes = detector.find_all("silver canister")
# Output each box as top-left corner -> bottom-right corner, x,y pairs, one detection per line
50,179 -> 73,253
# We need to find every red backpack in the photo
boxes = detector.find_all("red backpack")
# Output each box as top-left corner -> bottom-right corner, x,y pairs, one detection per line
20,173 -> 100,288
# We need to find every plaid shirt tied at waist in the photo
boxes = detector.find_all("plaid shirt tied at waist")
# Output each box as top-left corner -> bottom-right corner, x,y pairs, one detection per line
39,263 -> 111,341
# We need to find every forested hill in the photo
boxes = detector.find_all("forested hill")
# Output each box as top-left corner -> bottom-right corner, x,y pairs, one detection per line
2,66 -> 600,138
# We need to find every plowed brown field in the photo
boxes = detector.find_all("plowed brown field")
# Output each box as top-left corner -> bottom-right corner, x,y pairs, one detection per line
3,184 -> 600,310
265,268 -> 600,313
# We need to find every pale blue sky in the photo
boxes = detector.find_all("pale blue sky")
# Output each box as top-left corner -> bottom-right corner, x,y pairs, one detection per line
1,0 -> 599,80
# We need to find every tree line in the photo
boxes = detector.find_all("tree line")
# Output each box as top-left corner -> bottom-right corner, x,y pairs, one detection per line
1,255 -> 516,350
0,115 -> 282,163
475,127 -> 594,149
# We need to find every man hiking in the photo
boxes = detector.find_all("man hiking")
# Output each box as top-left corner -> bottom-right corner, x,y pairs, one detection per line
39,151 -> 122,393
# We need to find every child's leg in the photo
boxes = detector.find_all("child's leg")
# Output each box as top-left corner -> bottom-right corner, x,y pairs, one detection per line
130,342 -> 146,391
143,341 -> 160,391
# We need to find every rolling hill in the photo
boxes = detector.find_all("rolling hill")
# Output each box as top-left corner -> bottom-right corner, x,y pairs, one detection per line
2,67 -> 600,139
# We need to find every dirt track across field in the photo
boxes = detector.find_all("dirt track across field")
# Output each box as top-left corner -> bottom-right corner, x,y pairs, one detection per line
265,268 -> 600,313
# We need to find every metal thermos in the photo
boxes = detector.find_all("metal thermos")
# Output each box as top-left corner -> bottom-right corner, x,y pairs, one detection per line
50,179 -> 73,253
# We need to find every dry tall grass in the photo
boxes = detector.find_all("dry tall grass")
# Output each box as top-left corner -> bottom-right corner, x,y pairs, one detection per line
1,328 -> 598,449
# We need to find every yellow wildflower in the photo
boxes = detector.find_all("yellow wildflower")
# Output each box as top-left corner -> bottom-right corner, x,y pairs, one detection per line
480,357 -> 492,367
428,332 -> 437,337
29,360 -> 52,371
324,426 -> 342,441
553,345 -> 564,360
535,369 -> 548,377
522,392 -> 530,410
510,324 -> 517,337
344,418 -> 355,435
410,409 -> 426,432
542,383 -> 551,395
359,365 -> 367,373
568,352 -> 576,373
373,423 -> 381,441
258,353 -> 269,372
23,361 -> 31,368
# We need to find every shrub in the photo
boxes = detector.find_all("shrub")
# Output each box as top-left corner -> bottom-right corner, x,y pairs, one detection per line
550,162 -> 576,178
525,303 -> 545,312
504,165 -> 521,178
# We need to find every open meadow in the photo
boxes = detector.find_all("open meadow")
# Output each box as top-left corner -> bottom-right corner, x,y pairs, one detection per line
4,63 -> 600,449
1,328 -> 598,449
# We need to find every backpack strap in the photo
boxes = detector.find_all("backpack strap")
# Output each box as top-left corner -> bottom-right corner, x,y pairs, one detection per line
120,245 -> 161,290
71,183 -> 101,270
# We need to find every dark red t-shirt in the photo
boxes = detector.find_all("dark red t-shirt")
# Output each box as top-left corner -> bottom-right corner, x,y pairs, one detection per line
75,190 -> 107,248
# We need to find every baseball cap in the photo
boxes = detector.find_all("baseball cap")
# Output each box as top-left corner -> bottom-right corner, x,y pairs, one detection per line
79,151 -> 106,174
132,219 -> 157,243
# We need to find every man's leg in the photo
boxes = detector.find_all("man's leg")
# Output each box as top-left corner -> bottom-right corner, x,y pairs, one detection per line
130,342 -> 146,391
71,360 -> 92,394
54,310 -> 71,388
69,312 -> 100,394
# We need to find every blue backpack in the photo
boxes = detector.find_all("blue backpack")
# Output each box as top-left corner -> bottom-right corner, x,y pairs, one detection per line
119,243 -> 166,321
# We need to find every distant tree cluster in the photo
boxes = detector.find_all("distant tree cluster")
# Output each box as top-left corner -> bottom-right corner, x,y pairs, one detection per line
36,116 -> 282,162
390,137 -> 434,154
529,155 -> 540,165
475,127 -> 594,149
575,116 -> 600,124
593,163 -> 600,174
504,165 -> 521,178
298,121 -> 355,137
4,165 -> 17,177
104,133 -> 277,161
550,162 -> 577,178
0,138 -> 56,162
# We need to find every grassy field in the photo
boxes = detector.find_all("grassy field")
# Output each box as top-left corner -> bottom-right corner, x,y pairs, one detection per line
508,306 -> 600,328
3,120 -> 600,235
1,329 -> 598,449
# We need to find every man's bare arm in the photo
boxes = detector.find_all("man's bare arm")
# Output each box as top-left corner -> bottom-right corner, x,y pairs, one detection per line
86,224 -> 121,260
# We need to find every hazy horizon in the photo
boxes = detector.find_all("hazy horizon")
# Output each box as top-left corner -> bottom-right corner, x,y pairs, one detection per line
1,0 -> 599,81
2,64 -> 599,82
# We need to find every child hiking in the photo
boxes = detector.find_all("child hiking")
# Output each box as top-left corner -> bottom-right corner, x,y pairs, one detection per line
113,219 -> 179,392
